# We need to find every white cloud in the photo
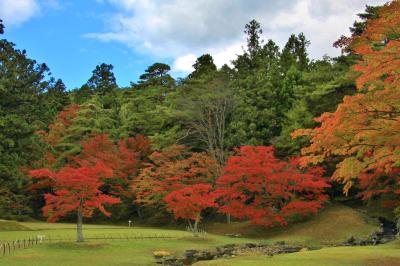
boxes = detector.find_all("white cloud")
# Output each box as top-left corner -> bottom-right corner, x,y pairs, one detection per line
172,53 -> 197,73
88,0 -> 388,74
0,0 -> 40,26
266,0 -> 388,58
210,42 -> 244,68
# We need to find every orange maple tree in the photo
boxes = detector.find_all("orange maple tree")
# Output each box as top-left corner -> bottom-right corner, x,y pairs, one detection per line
292,1 -> 400,206
37,104 -> 80,147
214,146 -> 329,227
133,145 -> 219,230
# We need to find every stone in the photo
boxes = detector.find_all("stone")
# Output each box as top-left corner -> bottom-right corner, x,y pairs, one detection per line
197,251 -> 215,261
225,233 -> 242,238
243,243 -> 257,248
155,242 -> 309,265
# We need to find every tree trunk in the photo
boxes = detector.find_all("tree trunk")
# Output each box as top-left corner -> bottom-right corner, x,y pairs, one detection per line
187,219 -> 193,231
397,218 -> 400,238
193,213 -> 201,237
226,214 -> 231,224
76,201 -> 84,242
136,206 -> 142,219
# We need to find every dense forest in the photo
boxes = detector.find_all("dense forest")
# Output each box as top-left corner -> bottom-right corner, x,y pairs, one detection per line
0,1 -> 399,239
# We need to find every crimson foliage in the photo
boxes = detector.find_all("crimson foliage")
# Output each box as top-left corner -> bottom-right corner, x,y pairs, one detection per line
215,146 -> 329,227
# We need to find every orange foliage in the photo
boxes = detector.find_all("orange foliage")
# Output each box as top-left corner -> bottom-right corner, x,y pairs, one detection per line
292,1 -> 400,202
133,145 -> 219,215
40,104 -> 80,147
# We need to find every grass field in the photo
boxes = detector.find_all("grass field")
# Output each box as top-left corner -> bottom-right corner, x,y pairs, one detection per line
0,204 -> 398,266
0,221 -> 260,266
195,241 -> 400,266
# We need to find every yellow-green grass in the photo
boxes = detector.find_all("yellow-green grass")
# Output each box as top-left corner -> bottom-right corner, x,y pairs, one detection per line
195,240 -> 400,266
206,203 -> 379,245
0,221 -> 261,266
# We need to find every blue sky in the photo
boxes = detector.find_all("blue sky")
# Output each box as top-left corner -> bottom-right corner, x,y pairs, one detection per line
0,0 -> 388,89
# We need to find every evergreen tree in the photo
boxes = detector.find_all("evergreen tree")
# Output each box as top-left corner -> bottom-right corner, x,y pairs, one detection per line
229,22 -> 285,147
188,54 -> 217,79
0,25 -> 56,218
70,84 -> 93,104
42,78 -> 70,122
244,19 -> 263,58
280,33 -> 310,73
274,56 -> 356,156
137,63 -> 175,88
119,86 -> 180,150
0,19 -> 4,34
86,63 -> 117,95
350,5 -> 381,36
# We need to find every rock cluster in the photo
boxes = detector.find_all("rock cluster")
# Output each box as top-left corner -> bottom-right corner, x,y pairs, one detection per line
154,242 -> 309,265
344,231 -> 396,246
343,217 -> 398,246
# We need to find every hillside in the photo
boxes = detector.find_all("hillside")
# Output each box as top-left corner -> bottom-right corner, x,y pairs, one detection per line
206,203 -> 380,245
0,220 -> 31,231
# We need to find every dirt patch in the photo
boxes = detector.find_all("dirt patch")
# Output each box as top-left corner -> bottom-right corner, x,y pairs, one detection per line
46,242 -> 110,250
179,236 -> 215,243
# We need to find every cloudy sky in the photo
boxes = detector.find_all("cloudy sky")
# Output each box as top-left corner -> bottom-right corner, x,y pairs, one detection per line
0,0 -> 388,88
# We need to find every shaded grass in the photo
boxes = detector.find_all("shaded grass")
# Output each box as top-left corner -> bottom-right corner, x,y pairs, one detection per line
0,220 -> 31,231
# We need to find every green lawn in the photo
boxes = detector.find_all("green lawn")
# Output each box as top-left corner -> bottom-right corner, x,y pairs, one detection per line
195,241 -> 400,266
0,204 -> 397,266
0,221 -> 260,266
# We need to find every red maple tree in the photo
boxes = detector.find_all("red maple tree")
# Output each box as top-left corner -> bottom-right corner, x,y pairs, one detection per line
29,161 -> 121,242
164,184 -> 215,234
31,132 -> 150,212
214,146 -> 329,227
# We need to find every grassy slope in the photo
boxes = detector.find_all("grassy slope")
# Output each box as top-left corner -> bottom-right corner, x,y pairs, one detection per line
0,220 -> 31,231
206,203 -> 379,245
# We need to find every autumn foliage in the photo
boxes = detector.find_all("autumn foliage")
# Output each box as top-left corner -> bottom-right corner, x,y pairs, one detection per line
134,145 -> 219,225
292,1 -> 400,205
77,134 -> 150,196
214,146 -> 329,227
37,104 -> 80,147
164,184 -> 215,222
29,161 -> 120,222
